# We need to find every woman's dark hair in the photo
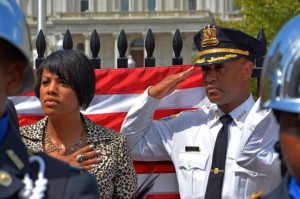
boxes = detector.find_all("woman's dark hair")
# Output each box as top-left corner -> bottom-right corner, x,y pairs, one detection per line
34,50 -> 95,110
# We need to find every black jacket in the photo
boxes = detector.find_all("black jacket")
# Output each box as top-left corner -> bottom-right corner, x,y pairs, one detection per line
0,101 -> 99,199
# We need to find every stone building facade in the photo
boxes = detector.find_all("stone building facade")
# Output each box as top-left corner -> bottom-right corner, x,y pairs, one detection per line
17,0 -> 239,68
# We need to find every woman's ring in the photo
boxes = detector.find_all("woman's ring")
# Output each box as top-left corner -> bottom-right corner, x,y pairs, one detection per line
76,153 -> 85,163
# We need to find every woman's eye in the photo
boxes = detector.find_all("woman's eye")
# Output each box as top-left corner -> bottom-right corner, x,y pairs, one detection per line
60,80 -> 69,86
41,80 -> 49,86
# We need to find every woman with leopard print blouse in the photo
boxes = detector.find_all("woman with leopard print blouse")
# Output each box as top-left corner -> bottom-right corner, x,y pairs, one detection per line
20,50 -> 138,199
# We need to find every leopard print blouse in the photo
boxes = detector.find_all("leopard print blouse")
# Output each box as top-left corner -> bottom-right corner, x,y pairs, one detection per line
20,115 -> 138,199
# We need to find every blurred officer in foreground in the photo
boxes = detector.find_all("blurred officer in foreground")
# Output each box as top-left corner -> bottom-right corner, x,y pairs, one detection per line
0,0 -> 99,198
255,14 -> 300,199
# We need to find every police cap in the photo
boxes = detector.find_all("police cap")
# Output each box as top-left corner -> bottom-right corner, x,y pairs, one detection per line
194,25 -> 266,66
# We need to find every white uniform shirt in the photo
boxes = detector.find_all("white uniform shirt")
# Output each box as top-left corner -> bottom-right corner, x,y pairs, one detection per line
121,89 -> 281,199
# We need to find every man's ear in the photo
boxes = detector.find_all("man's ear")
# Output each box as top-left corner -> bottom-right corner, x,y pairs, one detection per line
6,62 -> 26,96
242,60 -> 254,80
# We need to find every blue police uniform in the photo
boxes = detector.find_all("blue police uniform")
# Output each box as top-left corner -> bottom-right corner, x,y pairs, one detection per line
0,100 -> 99,199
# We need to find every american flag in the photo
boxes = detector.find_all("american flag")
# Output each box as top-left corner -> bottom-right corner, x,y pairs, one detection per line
11,65 -> 206,199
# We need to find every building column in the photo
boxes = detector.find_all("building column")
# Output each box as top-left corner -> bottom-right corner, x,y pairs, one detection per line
62,0 -> 67,12
169,0 -> 174,11
113,0 -> 119,11
98,0 -> 106,11
47,0 -> 53,15
129,0 -> 133,11
55,34 -> 64,51
27,0 -> 33,15
113,32 -> 119,68
156,0 -> 161,11
179,0 -> 183,11
196,0 -> 202,10
89,0 -> 95,11
84,33 -> 91,57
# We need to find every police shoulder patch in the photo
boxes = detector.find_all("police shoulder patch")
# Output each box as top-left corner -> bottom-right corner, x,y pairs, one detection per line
160,114 -> 178,121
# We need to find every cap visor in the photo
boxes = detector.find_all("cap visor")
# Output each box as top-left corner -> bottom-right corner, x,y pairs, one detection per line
194,53 -> 242,66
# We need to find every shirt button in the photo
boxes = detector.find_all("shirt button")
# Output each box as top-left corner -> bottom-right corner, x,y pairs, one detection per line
248,126 -> 254,131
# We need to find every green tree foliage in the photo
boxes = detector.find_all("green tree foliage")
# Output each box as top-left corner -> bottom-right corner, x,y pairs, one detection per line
192,1 -> 300,98
221,0 -> 300,98
218,0 -> 300,46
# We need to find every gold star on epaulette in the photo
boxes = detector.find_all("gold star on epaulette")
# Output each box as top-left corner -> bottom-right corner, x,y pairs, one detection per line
249,191 -> 263,199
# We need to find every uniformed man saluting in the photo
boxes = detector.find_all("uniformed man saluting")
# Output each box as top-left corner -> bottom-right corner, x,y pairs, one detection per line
0,1 -> 99,198
121,24 -> 282,199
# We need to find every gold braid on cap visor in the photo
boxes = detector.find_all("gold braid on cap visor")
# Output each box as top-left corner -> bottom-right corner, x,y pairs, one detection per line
196,48 -> 250,64
198,48 -> 249,57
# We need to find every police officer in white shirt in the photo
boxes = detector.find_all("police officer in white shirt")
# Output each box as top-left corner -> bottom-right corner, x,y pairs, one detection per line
121,25 -> 281,199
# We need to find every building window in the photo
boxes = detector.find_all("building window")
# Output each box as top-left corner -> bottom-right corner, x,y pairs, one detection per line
188,0 -> 196,10
148,0 -> 156,11
131,39 -> 144,47
77,43 -> 85,52
121,0 -> 129,11
232,4 -> 239,11
81,0 -> 89,12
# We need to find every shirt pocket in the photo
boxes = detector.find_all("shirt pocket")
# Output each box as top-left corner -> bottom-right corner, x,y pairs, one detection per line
233,166 -> 271,199
178,152 -> 209,198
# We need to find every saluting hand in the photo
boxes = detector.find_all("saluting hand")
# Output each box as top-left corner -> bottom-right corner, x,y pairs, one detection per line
148,66 -> 195,99
54,145 -> 103,170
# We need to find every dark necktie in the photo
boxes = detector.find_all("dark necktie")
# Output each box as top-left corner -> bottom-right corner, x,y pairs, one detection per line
205,114 -> 233,199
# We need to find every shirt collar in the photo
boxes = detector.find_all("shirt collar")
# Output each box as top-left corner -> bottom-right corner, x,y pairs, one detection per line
208,95 -> 255,129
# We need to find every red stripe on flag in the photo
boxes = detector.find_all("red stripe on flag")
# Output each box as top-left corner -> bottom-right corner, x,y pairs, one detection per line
18,115 -> 43,126
145,194 -> 180,199
19,65 -> 202,96
95,65 -> 201,94
134,161 -> 175,174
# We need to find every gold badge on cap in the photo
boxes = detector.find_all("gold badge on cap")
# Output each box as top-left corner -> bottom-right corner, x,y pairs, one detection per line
201,25 -> 219,47
0,170 -> 12,187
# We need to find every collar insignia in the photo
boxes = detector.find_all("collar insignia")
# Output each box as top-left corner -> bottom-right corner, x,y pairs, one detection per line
6,149 -> 24,170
